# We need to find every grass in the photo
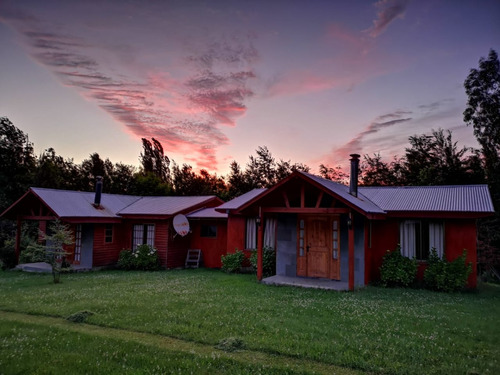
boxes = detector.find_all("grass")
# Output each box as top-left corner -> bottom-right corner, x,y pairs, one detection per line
0,268 -> 499,374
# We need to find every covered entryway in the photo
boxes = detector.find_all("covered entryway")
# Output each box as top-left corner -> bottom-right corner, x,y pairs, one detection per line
297,215 -> 340,280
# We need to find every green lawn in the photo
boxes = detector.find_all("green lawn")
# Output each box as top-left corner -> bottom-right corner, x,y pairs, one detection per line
0,269 -> 498,374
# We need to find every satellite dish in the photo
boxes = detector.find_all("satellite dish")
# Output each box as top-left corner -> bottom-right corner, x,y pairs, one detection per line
173,214 -> 190,237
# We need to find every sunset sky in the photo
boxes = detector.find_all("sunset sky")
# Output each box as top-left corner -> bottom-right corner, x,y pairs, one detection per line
1,0 -> 499,175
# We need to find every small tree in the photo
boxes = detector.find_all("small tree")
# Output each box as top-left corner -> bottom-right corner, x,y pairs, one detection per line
42,221 -> 74,283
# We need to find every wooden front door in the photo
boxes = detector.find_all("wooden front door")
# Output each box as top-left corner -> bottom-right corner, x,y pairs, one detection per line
297,215 -> 340,280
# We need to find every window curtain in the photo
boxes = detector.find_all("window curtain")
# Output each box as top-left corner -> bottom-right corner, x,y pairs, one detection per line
146,224 -> 155,247
400,221 -> 417,258
429,222 -> 444,258
263,217 -> 276,249
132,224 -> 143,250
245,218 -> 257,249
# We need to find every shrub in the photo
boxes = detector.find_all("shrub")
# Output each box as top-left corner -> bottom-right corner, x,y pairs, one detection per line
249,246 -> 276,278
117,245 -> 160,271
424,248 -> 472,292
380,246 -> 418,287
19,242 -> 46,264
221,250 -> 245,273
0,239 -> 16,269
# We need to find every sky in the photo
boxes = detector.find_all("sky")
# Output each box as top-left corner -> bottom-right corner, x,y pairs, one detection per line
1,0 -> 499,176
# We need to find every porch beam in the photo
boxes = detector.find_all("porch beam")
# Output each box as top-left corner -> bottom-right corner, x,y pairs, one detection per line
18,215 -> 57,221
282,191 -> 290,208
257,207 -> 264,281
348,210 -> 355,291
300,184 -> 305,208
315,191 -> 324,208
262,207 -> 349,214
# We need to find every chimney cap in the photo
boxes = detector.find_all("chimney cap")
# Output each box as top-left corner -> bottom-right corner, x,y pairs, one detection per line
349,154 -> 360,159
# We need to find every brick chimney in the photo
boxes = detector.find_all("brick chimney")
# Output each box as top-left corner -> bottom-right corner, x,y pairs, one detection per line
94,176 -> 103,208
349,154 -> 360,197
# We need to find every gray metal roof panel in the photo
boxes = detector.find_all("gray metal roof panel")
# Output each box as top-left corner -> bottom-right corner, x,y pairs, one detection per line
359,185 -> 495,212
187,208 -> 228,219
300,172 -> 386,214
31,187 -> 140,218
217,188 -> 267,211
118,196 -> 217,215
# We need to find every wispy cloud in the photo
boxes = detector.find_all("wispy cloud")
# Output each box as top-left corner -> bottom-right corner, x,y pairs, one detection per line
366,0 -> 409,38
1,8 -> 258,170
320,110 -> 413,167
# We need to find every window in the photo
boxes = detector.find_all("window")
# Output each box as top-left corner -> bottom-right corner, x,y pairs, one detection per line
201,224 -> 217,238
132,224 -> 155,250
400,220 -> 444,260
74,224 -> 82,262
105,224 -> 113,243
245,217 -> 277,250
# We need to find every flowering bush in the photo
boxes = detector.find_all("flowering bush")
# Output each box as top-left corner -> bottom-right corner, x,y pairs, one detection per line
117,245 -> 160,271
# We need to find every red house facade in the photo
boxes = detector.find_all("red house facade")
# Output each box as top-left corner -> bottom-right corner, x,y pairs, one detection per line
1,155 -> 495,290
216,156 -> 494,290
1,186 -> 223,269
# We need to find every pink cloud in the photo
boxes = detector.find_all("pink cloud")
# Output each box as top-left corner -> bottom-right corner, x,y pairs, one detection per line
2,8 -> 257,171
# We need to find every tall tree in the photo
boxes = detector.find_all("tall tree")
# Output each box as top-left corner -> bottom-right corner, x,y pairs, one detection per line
0,117 -> 36,212
318,164 -> 348,183
402,129 -> 483,186
464,49 -> 500,266
139,138 -> 171,184
34,148 -> 80,190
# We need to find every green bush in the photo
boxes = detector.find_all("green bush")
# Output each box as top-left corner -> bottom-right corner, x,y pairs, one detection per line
117,245 -> 160,271
249,246 -> 276,278
221,250 -> 245,273
424,248 -> 472,292
380,246 -> 418,287
0,239 -> 16,269
19,242 -> 46,264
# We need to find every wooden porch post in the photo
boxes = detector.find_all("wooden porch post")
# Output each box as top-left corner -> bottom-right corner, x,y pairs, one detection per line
15,217 -> 22,264
348,211 -> 355,291
257,207 -> 264,281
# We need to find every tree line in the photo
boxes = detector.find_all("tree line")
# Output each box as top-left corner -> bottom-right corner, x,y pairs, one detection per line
0,49 -> 498,267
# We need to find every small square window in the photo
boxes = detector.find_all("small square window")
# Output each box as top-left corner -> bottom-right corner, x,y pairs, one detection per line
201,225 -> 217,238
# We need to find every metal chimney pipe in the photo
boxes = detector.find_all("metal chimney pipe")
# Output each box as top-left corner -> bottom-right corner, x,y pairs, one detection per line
94,176 -> 103,207
349,154 -> 360,197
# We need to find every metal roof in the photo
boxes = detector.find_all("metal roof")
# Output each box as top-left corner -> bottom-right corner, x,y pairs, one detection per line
359,185 -> 495,212
31,187 -> 139,218
216,188 -> 267,211
29,188 -> 218,218
118,195 -> 217,215
300,172 -> 386,214
187,207 -> 228,219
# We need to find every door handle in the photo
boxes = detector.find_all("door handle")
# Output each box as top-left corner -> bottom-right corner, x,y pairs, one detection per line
306,245 -> 310,253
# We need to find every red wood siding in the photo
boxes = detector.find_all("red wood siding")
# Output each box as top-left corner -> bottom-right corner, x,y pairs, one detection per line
226,216 -> 246,253
445,220 -> 477,288
155,222 -> 169,267
190,220 -> 227,268
366,219 -> 399,284
93,223 -> 128,267
166,222 -> 191,269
